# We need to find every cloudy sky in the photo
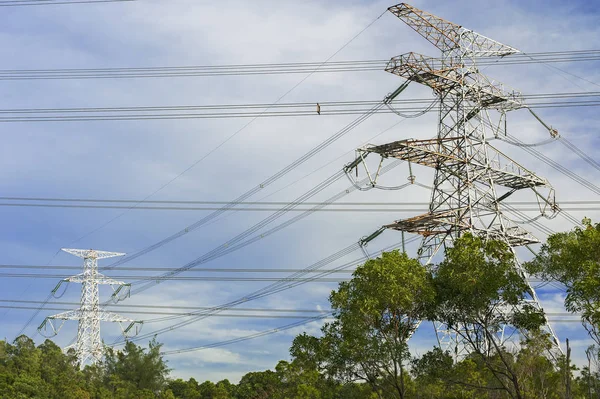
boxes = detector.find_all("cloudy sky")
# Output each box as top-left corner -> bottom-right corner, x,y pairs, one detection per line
0,0 -> 599,383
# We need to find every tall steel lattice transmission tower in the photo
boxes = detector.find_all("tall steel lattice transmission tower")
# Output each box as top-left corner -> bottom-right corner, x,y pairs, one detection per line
38,249 -> 140,365
347,3 -> 562,355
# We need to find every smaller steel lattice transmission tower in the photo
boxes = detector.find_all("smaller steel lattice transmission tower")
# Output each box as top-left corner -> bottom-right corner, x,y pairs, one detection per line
38,249 -> 141,365
346,3 -> 562,357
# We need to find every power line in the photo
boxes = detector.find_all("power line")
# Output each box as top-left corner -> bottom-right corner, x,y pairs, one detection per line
0,273 -> 352,282
0,202 -> 598,213
522,51 -> 600,90
111,237 -> 420,345
0,99 -> 596,122
559,137 -> 600,173
0,273 -> 560,286
106,105 -> 386,272
126,160 -> 405,293
159,313 -> 586,357
0,265 -> 357,273
15,11 -> 387,336
0,299 -> 574,316
0,299 -> 333,313
2,197 -> 599,207
0,49 -> 598,79
23,108 -> 391,337
0,92 -> 594,114
0,0 -> 135,6
1,305 -> 333,319
507,133 -> 600,197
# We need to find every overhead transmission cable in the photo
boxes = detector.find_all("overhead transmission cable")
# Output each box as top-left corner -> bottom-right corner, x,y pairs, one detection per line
160,314 -> 334,356
4,197 -> 600,207
0,273 -> 355,282
50,147 -> 406,345
0,305 -> 336,319
109,164 -> 419,337
131,50 -> 600,353
0,202 -> 597,213
22,106 -> 399,339
0,97 -> 596,122
13,116 -> 410,341
111,236 -> 421,345
138,138 -> 596,354
0,49 -> 599,79
126,160 -> 404,294
160,312 -> 587,357
481,115 -> 595,229
0,0 -> 134,6
506,133 -> 600,197
155,106 -> 600,356
16,10 -> 387,336
0,299 -> 334,313
0,91 -> 594,114
522,51 -> 600,90
105,103 -> 386,271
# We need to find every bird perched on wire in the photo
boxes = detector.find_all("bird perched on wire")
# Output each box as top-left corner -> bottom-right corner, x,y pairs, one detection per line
316,103 -> 321,115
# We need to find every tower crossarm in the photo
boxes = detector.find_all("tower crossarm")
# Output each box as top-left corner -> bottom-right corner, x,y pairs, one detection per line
385,52 -> 524,110
62,248 -> 125,260
385,208 -> 471,236
46,309 -> 132,323
386,209 -> 539,247
362,138 -> 549,190
47,309 -> 83,321
64,272 -> 128,286
96,310 -> 134,323
387,3 -> 519,57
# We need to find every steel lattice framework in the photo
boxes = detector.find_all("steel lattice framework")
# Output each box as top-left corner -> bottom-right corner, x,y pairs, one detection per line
38,249 -> 140,365
347,3 -> 562,356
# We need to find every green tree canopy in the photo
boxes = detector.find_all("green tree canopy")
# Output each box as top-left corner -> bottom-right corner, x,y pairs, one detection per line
526,218 -> 600,344
309,250 -> 433,398
431,234 -> 547,398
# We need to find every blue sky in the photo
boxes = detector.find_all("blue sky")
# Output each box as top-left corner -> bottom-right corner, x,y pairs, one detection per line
0,0 -> 599,382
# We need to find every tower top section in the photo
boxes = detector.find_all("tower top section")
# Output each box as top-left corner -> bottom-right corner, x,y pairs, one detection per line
388,3 -> 520,57
61,248 -> 125,260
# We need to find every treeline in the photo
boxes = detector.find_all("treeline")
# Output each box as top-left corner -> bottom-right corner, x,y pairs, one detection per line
1,220 -> 599,398
1,334 -> 599,398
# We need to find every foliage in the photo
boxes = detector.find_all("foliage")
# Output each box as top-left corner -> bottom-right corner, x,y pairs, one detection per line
430,234 -> 547,398
0,336 -> 170,399
5,223 -> 600,398
314,250 -> 433,398
526,218 -> 600,343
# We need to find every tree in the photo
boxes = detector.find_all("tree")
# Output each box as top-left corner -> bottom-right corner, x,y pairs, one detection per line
216,379 -> 236,398
236,370 -> 279,399
526,218 -> 600,344
275,360 -> 323,399
0,335 -> 183,398
168,378 -> 202,399
411,347 -> 454,398
431,234 -> 546,399
102,338 -> 171,397
307,250 -> 433,399
7,335 -> 48,398
513,331 -> 564,399
38,339 -> 89,399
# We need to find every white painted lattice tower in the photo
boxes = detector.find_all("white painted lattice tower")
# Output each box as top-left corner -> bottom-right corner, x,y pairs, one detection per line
348,3 -> 562,357
38,249 -> 139,365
